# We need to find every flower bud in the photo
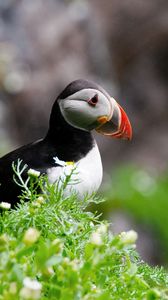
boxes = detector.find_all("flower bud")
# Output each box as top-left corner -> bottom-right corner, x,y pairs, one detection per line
97,224 -> 108,235
23,228 -> 40,246
0,202 -> 11,210
90,232 -> 102,246
120,230 -> 138,245
20,277 -> 42,299
28,169 -> 40,178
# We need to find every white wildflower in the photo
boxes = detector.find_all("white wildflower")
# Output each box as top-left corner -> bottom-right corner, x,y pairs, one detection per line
33,196 -> 45,208
63,257 -> 70,265
36,196 -> 45,204
91,283 -> 101,293
53,156 -> 66,167
70,259 -> 80,271
53,156 -> 74,167
20,277 -> 42,299
27,169 -> 40,178
23,228 -> 40,245
91,284 -> 97,291
120,230 -> 138,245
97,224 -> 108,235
0,202 -> 11,210
90,222 -> 94,228
90,232 -> 102,246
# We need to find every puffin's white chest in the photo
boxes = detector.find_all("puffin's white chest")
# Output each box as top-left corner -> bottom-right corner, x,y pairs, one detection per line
47,142 -> 103,197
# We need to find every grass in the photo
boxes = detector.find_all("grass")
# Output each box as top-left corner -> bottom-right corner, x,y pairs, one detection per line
0,162 -> 168,299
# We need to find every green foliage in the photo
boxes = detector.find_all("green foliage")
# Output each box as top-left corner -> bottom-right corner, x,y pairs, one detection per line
0,163 -> 168,299
104,166 -> 168,263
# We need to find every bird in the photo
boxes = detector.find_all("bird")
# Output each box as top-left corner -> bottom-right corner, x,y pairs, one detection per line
0,79 -> 132,207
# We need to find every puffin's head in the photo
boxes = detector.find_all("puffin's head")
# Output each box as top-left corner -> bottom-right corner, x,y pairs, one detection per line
57,79 -> 132,140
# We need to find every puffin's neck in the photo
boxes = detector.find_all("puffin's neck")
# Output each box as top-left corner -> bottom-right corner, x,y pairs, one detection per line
44,100 -> 94,161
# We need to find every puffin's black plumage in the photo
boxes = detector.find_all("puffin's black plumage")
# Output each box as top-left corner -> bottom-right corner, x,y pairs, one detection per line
57,79 -> 105,100
0,80 -> 100,206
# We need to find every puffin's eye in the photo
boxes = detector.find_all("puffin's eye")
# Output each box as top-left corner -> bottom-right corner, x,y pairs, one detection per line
87,94 -> 98,107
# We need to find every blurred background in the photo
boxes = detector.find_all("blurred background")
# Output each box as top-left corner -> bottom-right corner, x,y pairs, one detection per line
0,0 -> 168,266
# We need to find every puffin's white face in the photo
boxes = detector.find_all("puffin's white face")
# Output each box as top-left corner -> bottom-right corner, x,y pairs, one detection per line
59,88 -> 114,131
58,85 -> 132,140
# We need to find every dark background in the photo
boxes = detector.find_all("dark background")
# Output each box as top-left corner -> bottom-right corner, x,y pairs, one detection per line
0,0 -> 168,265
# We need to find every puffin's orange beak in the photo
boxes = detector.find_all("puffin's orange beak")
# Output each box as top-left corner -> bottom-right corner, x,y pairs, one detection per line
96,99 -> 132,140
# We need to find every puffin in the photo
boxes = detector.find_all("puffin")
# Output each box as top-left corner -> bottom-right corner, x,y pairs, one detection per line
0,79 -> 132,207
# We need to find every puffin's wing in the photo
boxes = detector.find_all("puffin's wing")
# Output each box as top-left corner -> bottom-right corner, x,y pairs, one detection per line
0,140 -> 61,206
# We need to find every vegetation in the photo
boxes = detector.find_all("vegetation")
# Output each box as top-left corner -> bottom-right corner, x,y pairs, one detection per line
103,166 -> 168,263
0,163 -> 168,299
